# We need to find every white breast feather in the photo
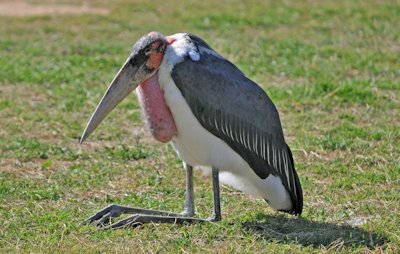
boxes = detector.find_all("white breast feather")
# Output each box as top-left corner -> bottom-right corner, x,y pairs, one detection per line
157,33 -> 292,211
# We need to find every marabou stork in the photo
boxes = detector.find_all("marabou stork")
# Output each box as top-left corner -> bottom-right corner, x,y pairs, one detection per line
80,32 -> 303,229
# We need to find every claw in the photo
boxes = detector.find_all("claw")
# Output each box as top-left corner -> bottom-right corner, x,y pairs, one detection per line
82,204 -> 123,225
93,212 -> 112,226
107,215 -> 143,229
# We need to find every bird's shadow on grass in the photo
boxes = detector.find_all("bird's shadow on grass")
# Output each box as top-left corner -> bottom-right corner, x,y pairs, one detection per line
242,214 -> 387,249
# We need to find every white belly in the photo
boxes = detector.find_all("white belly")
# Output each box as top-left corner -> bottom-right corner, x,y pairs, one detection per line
157,63 -> 292,211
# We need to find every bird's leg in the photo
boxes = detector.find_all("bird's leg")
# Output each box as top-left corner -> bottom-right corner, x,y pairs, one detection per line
82,163 -> 195,226
181,163 -> 195,217
209,167 -> 222,222
105,167 -> 221,229
83,165 -> 222,229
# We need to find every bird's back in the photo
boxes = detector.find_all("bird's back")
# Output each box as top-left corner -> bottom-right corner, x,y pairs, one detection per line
164,33 -> 303,214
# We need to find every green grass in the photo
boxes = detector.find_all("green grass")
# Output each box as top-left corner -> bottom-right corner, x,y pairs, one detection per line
0,0 -> 399,253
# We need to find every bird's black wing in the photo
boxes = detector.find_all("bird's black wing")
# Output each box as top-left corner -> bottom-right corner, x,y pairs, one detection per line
171,42 -> 302,214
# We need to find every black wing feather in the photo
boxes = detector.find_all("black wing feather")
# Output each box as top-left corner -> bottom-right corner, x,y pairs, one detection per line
171,43 -> 302,215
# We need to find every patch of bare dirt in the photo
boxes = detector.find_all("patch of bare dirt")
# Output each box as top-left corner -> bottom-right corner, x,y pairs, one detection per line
0,158 -> 74,179
0,2 -> 109,17
0,84 -> 47,103
265,75 -> 311,88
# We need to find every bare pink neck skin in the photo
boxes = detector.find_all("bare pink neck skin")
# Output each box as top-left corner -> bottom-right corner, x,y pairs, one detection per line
136,73 -> 177,143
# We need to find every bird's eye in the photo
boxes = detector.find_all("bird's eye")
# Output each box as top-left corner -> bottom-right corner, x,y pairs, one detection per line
144,47 -> 152,56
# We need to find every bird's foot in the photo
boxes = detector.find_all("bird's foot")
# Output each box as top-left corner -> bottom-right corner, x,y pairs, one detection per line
82,204 -> 220,229
82,204 -> 181,227
104,214 -> 207,229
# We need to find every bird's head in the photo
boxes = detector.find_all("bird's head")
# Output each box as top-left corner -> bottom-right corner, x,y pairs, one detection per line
130,31 -> 167,80
80,31 -> 167,143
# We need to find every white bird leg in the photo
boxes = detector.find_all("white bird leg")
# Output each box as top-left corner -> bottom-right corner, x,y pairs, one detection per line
181,163 -> 195,217
82,165 -> 222,229
210,167 -> 222,222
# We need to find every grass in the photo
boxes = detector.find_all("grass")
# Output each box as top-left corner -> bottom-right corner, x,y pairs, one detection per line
0,0 -> 399,253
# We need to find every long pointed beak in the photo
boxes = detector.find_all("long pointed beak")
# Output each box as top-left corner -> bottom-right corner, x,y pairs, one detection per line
80,58 -> 139,143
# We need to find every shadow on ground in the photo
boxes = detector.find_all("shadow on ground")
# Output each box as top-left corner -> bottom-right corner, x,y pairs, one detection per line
242,214 -> 387,249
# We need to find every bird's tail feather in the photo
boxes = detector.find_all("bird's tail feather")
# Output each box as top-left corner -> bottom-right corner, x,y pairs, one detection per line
285,144 -> 303,215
